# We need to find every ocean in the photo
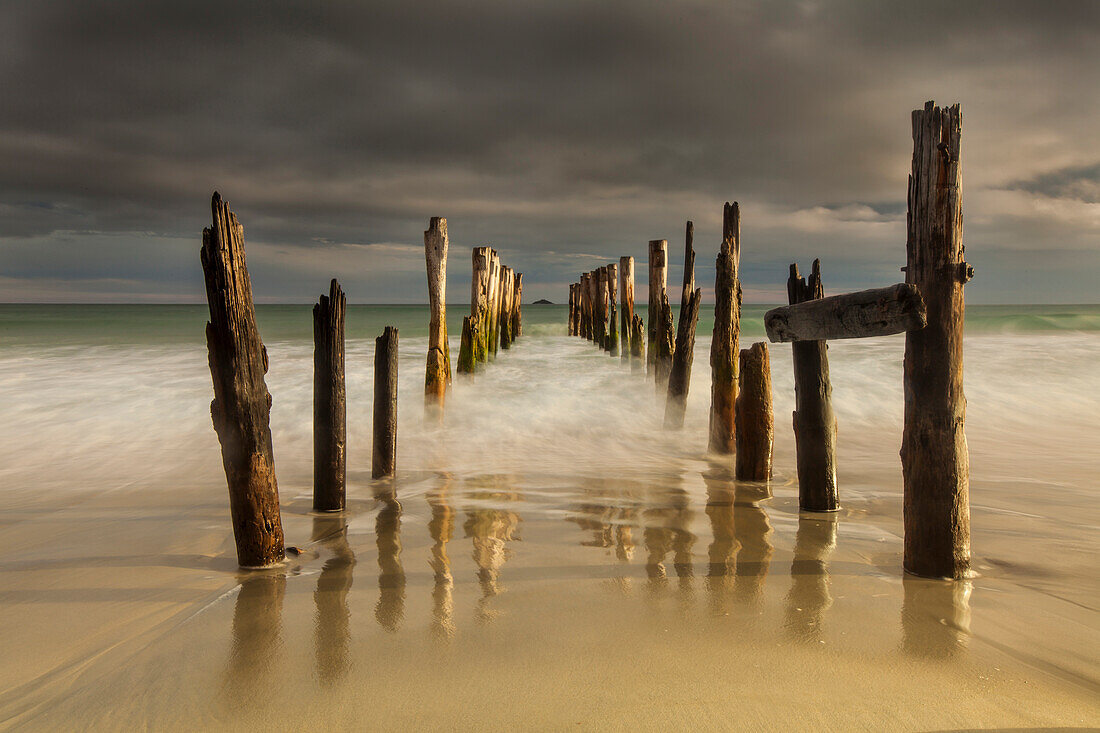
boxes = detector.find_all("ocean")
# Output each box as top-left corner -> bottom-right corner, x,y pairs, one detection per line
0,303 -> 1097,728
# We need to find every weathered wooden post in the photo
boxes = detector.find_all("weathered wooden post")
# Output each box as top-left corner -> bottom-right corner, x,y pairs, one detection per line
653,293 -> 675,392
597,266 -> 610,349
499,266 -> 514,350
709,202 -> 741,455
679,221 -> 695,312
457,316 -> 478,375
568,284 -> 576,336
487,251 -> 501,359
647,239 -> 668,377
735,342 -> 773,481
512,273 -> 523,339
787,260 -> 839,512
619,256 -> 634,361
902,101 -> 972,579
630,314 -> 645,373
471,247 -> 491,363
607,263 -> 619,356
424,218 -> 451,408
372,326 -> 398,480
314,278 -> 347,512
664,287 -> 701,428
581,272 -> 592,341
201,192 -> 285,568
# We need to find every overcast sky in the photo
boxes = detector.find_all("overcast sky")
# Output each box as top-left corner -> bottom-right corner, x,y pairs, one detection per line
1,0 -> 1097,304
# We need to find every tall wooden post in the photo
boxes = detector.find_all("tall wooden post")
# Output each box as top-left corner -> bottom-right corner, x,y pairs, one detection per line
424,218 -> 450,407
736,342 -> 773,481
471,247 -> 491,363
607,263 -> 619,356
709,202 -> 741,455
589,270 -> 600,345
500,266 -> 514,350
629,315 -> 645,373
619,256 -> 634,361
664,287 -> 701,428
581,273 -> 592,341
568,284 -> 576,336
372,327 -> 398,480
487,251 -> 501,359
457,316 -> 478,375
902,101 -> 971,579
789,260 -> 838,512
512,273 -> 523,339
654,293 -> 675,393
679,221 -> 695,312
647,239 -> 668,377
314,278 -> 346,512
597,267 -> 610,349
201,192 -> 285,568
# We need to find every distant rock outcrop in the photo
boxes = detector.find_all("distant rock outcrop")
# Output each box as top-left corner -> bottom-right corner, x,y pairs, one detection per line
532,298 -> 553,305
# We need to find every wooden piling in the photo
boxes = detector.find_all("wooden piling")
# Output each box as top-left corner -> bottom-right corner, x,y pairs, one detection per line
647,239 -> 668,377
568,284 -> 576,336
512,273 -> 523,339
200,192 -> 285,568
902,101 -> 971,579
581,273 -> 592,341
597,267 -> 610,349
372,326 -> 398,480
487,251 -> 501,359
424,218 -> 450,407
607,263 -> 619,356
789,260 -> 838,512
500,266 -> 514,350
709,202 -> 741,455
679,221 -> 695,312
736,342 -> 773,481
619,256 -> 634,361
664,287 -> 701,428
313,278 -> 346,512
471,247 -> 491,363
630,314 -> 645,373
654,293 -> 675,393
457,316 -> 478,375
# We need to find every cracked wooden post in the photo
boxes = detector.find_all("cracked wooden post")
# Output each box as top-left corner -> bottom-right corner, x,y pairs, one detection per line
789,259 -> 839,512
487,251 -> 501,359
372,326 -> 398,480
619,256 -> 634,361
512,272 -> 523,340
709,202 -> 741,455
902,100 -> 972,580
664,287 -> 701,429
588,270 -> 599,344
568,284 -> 576,336
200,192 -> 285,568
457,316 -> 478,375
424,218 -> 451,408
653,293 -> 674,393
471,247 -> 491,364
597,266 -> 610,349
647,239 -> 668,377
629,314 -> 645,373
500,266 -> 514,350
607,263 -> 619,356
314,278 -> 346,512
679,221 -> 695,312
581,273 -> 591,341
736,342 -> 773,481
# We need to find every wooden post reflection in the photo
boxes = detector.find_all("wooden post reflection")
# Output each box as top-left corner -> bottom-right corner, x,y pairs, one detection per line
375,496 -> 406,632
704,479 -> 739,616
901,576 -> 972,658
427,480 -> 456,640
643,482 -> 695,597
783,514 -> 837,641
733,482 -> 773,605
225,570 -> 286,698
312,515 -> 355,684
463,492 -> 520,623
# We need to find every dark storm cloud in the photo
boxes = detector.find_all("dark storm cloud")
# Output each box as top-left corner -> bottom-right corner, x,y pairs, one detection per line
0,0 -> 1097,301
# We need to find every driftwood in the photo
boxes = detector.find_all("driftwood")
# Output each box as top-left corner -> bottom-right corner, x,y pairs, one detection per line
313,278 -> 347,512
607,263 -> 619,356
647,239 -> 667,376
764,283 -> 926,342
200,192 -> 285,568
457,315 -> 478,375
653,293 -> 674,393
664,287 -> 701,428
512,273 -> 523,339
424,218 -> 450,407
630,314 -> 645,373
709,202 -> 741,455
736,342 -> 773,481
619,256 -> 634,360
902,101 -> 972,579
471,247 -> 491,363
372,326 -> 398,479
788,260 -> 838,512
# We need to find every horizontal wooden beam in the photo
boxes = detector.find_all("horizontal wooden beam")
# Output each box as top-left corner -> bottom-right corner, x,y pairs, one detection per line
764,283 -> 926,342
